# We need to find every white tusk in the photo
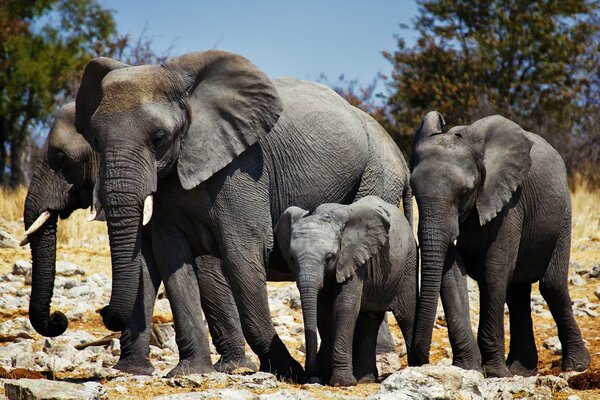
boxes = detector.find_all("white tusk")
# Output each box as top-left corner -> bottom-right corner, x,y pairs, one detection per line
142,195 -> 153,226
88,181 -> 103,222
453,238 -> 457,246
23,211 -> 52,236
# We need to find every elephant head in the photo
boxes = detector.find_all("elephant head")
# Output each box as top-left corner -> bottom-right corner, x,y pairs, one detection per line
23,103 -> 100,337
410,111 -> 533,364
275,198 -> 391,375
74,50 -> 283,331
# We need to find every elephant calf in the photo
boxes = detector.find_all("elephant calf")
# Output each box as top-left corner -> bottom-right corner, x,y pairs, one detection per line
275,196 -> 418,386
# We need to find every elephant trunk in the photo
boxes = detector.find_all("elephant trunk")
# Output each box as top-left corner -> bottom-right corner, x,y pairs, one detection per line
25,166 -> 69,337
411,201 -> 457,366
297,266 -> 323,376
101,169 -> 148,331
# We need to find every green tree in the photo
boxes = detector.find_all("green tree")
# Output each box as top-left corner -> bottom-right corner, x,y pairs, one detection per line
0,0 -> 122,187
382,0 -> 599,181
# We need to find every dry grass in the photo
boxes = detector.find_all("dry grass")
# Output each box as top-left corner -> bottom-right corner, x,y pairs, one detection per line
0,186 -> 107,248
571,182 -> 600,243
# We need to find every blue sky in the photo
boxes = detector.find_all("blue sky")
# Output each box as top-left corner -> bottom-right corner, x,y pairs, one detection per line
100,1 -> 419,87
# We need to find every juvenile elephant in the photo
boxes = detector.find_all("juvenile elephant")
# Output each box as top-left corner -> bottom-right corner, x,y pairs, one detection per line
410,112 -> 591,377
73,50 -> 412,379
22,103 -> 254,375
275,196 -> 417,386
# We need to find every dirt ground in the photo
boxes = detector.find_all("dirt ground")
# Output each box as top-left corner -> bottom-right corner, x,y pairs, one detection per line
0,210 -> 599,399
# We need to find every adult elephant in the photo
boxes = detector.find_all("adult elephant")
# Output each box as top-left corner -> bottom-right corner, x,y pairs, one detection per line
410,111 -> 590,377
73,50 -> 413,379
23,103 -> 254,375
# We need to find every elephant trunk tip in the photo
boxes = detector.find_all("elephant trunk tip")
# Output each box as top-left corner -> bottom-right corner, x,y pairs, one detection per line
30,311 -> 68,337
100,305 -> 127,332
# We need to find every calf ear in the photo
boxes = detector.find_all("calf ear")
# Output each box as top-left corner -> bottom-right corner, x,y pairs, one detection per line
469,116 -> 533,225
336,201 -> 391,283
75,57 -> 129,147
274,207 -> 309,263
168,50 -> 282,190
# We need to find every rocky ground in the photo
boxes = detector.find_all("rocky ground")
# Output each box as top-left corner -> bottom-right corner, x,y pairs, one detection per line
0,215 -> 599,399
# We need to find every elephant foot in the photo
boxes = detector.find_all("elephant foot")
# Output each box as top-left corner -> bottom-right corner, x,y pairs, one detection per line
214,355 -> 257,374
562,345 -> 591,372
329,370 -> 357,387
166,358 -> 215,377
453,354 -> 483,372
113,356 -> 155,376
258,338 -> 304,382
483,363 -> 513,378
357,373 -> 377,384
507,359 -> 537,377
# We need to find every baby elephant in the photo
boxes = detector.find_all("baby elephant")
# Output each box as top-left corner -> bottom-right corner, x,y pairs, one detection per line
275,195 -> 418,386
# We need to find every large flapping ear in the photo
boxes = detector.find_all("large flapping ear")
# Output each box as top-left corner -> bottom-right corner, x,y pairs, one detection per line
336,199 -> 391,283
274,206 -> 309,262
469,115 -> 533,225
75,57 -> 129,144
168,50 -> 283,190
411,111 -> 445,169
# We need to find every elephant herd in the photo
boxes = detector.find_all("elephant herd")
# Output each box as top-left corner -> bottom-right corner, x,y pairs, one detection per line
22,50 -> 590,386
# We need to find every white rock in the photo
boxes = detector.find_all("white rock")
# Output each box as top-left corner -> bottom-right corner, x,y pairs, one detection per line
569,274 -> 586,286
0,317 -> 36,335
373,365 -> 484,399
543,336 -> 562,355
56,261 -> 86,276
12,260 -> 31,275
4,378 -> 104,400
0,228 -> 19,248
595,286 -> 600,301
0,340 -> 35,368
376,351 -> 402,376
154,389 -> 257,400
260,390 -> 315,400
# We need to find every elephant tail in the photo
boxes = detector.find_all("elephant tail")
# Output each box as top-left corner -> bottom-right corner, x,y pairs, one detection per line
402,183 -> 414,232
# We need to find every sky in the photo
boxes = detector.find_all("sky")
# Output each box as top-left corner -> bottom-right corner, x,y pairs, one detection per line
100,1 -> 420,88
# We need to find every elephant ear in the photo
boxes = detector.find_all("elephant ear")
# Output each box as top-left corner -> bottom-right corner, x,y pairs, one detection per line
168,50 -> 283,190
274,206 -> 309,263
470,115 -> 533,225
75,57 -> 129,144
336,200 -> 391,283
411,111 -> 445,169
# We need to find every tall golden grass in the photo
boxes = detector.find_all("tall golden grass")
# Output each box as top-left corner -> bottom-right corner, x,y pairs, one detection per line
0,183 -> 598,247
0,186 -> 107,247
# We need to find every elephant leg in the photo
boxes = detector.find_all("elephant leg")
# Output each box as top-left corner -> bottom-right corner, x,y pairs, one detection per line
219,239 -> 302,380
439,247 -> 481,371
539,215 -> 590,372
308,290 -> 335,383
194,255 -> 257,373
115,234 -> 161,375
152,224 -> 214,377
353,311 -> 385,383
375,317 -> 396,355
506,282 -> 537,376
329,276 -> 362,387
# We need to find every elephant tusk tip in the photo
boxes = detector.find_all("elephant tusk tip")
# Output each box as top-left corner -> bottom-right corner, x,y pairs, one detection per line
19,237 -> 29,246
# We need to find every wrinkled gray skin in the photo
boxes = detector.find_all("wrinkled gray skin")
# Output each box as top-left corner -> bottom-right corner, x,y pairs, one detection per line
275,196 -> 417,387
410,111 -> 591,377
74,50 -> 412,380
23,103 -> 256,375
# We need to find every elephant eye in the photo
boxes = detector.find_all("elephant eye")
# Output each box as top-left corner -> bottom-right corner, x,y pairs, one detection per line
152,130 -> 167,148
324,253 -> 336,266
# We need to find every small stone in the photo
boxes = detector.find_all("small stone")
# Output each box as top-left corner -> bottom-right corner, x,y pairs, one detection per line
56,261 -> 86,277
12,260 -> 32,276
0,228 -> 19,248
595,286 -> 600,301
543,336 -> 562,355
567,395 -> 581,400
589,264 -> 600,279
569,274 -> 586,286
